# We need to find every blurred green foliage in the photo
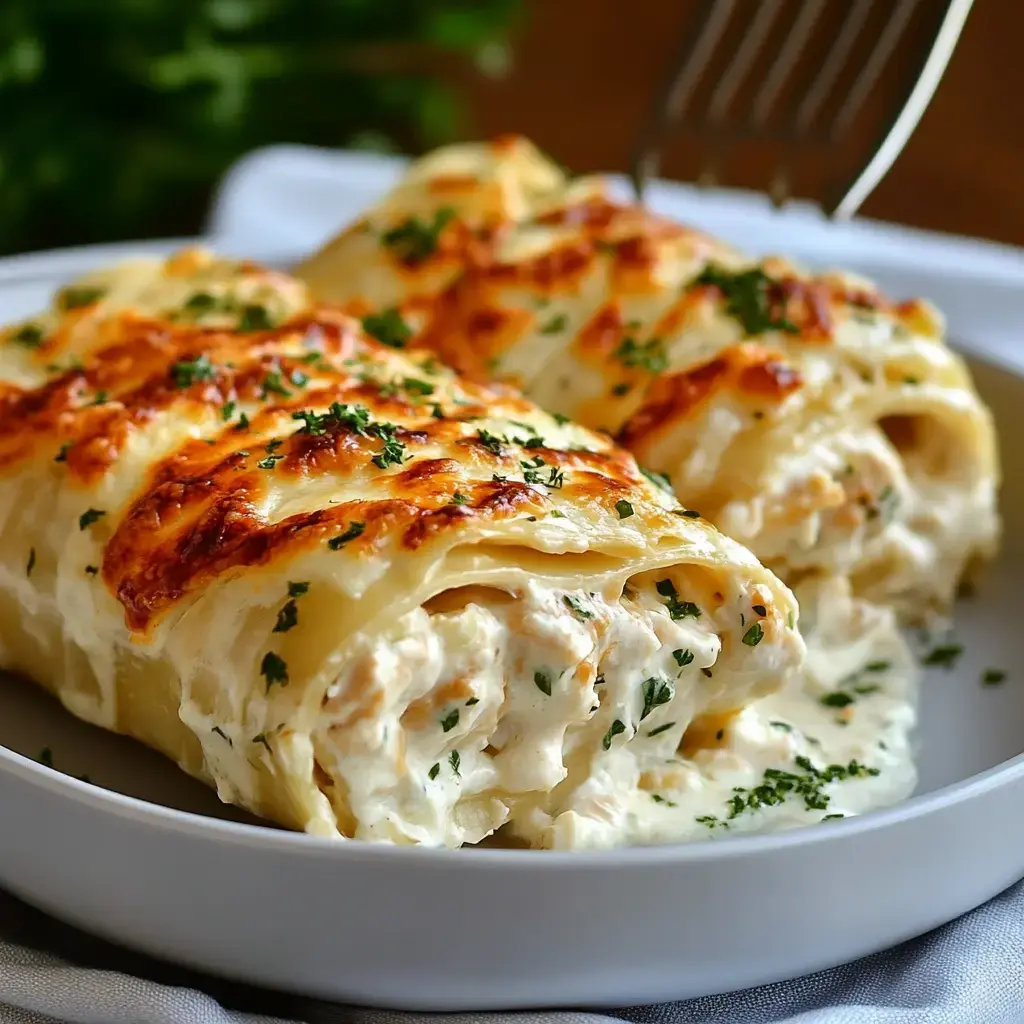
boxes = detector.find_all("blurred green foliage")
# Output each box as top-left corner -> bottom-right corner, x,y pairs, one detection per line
0,0 -> 519,255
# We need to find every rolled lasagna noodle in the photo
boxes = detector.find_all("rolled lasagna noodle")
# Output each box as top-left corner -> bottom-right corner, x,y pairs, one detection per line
297,138 -> 1000,620
0,249 -> 805,849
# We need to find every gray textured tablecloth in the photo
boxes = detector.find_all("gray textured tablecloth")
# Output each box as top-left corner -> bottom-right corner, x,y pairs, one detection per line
1,880 -> 1022,1024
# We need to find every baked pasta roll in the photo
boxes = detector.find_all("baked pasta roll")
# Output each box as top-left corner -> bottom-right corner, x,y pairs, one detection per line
297,139 -> 1000,621
0,248 -> 805,849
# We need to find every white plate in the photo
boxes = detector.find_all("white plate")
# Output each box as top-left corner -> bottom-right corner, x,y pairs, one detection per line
0,240 -> 1022,1012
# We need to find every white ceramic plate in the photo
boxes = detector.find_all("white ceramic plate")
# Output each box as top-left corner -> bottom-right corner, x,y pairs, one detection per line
0,240 -> 1022,1012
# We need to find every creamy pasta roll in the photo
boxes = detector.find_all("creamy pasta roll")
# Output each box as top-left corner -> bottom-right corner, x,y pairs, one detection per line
297,139 -> 1000,620
0,248 -> 805,849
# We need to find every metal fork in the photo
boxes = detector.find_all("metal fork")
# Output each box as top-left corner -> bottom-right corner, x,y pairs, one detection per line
629,0 -> 974,219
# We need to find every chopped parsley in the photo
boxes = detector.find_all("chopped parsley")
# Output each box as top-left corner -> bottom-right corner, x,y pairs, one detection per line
553,412 -> 571,426
440,708 -> 460,733
183,292 -> 217,314
539,313 -> 568,334
237,304 -> 274,333
819,691 -> 854,708
752,603 -> 766,616
602,718 -> 626,750
362,308 -> 412,349
54,443 -> 71,463
534,670 -> 552,696
85,565 -> 99,576
428,763 -> 440,781
770,720 -> 793,732
451,492 -> 469,505
611,383 -> 631,397
449,750 -> 461,776
58,286 -> 105,311
289,369 -> 309,389
672,649 -> 694,669
865,660 -> 890,673
253,732 -> 273,753
171,354 -> 216,388
476,429 -> 506,455
922,643 -> 963,669
371,430 -> 406,469
221,401 -> 237,422
26,548 -> 35,577
257,454 -> 284,470
273,583 -> 308,633
381,207 -> 455,264
78,508 -> 106,530
982,668 -> 1006,687
724,756 -> 879,818
640,677 -> 674,721
211,725 -> 231,745
647,721 -> 676,738
655,578 -> 700,620
696,814 -> 729,830
675,508 -> 701,519
615,499 -> 634,519
328,521 -> 366,550
91,390 -> 109,406
640,466 -> 673,494
260,651 -> 289,691
692,265 -> 798,335
562,594 -> 593,620
614,336 -> 668,374
402,377 -> 434,397
260,370 -> 291,398
742,622 -> 764,647
12,323 -> 45,348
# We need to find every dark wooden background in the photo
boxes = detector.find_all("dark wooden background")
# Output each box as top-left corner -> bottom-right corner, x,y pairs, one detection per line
454,1 -> 1024,246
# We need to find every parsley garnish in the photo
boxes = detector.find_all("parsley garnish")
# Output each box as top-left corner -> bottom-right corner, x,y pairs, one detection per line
78,508 -> 106,530
770,720 -> 793,732
211,725 -> 231,745
534,670 -> 552,696
221,401 -> 237,422
655,578 -> 700,620
171,354 -> 215,388
289,369 -> 309,389
402,377 -> 434,397
675,509 -> 701,519
563,594 -> 593,620
261,370 -> 291,398
428,763 -> 440,780
640,677 -> 674,721
752,603 -> 766,616
922,643 -> 963,669
381,207 -> 455,264
615,499 -> 634,519
440,708 -> 460,733
640,466 -> 673,494
273,583 -> 308,633
603,718 -> 626,750
724,756 -> 879,818
362,308 -> 412,349
982,668 -> 1006,687
451,492 -> 469,505
477,429 -> 506,455
257,454 -> 284,469
539,313 -> 568,334
553,413 -> 570,426
647,721 -> 675,738
328,521 -> 365,550
449,750 -> 461,776
12,323 -> 44,348
614,337 -> 668,374
54,442 -> 71,463
58,286 -> 105,311
371,430 -> 406,469
742,622 -> 764,647
693,265 -> 798,335
820,691 -> 854,708
253,732 -> 273,753
672,649 -> 694,668
237,304 -> 274,333
85,565 -> 99,576
183,292 -> 217,314
26,548 -> 35,577
260,651 -> 289,691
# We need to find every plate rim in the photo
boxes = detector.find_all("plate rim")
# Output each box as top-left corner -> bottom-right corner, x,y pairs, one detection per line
0,237 -> 1020,867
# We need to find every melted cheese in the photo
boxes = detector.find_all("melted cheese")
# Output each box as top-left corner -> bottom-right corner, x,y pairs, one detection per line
296,141 -> 1000,623
0,247 -> 808,848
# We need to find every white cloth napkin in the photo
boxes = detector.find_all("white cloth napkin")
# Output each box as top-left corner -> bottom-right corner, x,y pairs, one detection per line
2,881 -> 1023,1023
2,144 -> 1023,1023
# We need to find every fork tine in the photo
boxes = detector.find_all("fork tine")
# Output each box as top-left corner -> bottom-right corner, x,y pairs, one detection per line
794,0 -> 875,134
750,0 -> 827,128
828,0 -> 918,143
827,0 -> 975,219
705,0 -> 784,124
628,0 -> 736,199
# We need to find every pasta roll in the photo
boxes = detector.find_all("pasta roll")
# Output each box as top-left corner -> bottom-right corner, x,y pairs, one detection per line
0,248 -> 805,848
